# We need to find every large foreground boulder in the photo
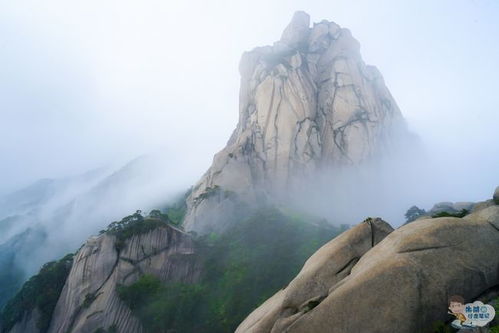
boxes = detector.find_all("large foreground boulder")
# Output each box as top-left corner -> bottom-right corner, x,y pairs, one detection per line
237,202 -> 499,333
236,217 -> 394,332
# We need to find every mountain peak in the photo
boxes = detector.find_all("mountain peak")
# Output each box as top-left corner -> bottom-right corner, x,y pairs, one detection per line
184,14 -> 408,233
280,11 -> 310,48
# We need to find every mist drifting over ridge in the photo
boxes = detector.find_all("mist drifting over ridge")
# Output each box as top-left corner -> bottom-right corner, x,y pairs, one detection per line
0,152 -> 197,307
0,1 -> 498,307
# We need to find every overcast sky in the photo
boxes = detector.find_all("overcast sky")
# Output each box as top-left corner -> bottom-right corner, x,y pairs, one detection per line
1,0 -> 498,202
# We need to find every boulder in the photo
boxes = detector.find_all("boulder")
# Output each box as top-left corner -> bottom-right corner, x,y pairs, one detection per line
236,218 -> 394,332
237,204 -> 499,333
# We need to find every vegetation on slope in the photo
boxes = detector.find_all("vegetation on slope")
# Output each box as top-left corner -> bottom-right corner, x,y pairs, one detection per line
405,206 -> 470,223
0,202 -> 342,333
0,253 -> 74,333
117,275 -> 203,332
164,203 -> 186,226
431,209 -> 469,218
117,207 -> 345,333
100,210 -> 170,250
0,226 -> 48,310
162,191 -> 189,226
100,190 -> 191,247
0,208 -> 175,331
0,259 -> 24,311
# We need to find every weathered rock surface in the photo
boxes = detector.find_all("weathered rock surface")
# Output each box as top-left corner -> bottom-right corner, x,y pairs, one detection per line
494,186 -> 499,204
237,197 -> 499,333
43,224 -> 199,333
236,218 -> 393,333
184,11 -> 408,233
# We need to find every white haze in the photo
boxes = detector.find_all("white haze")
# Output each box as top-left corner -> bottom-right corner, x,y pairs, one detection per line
0,0 -> 498,260
0,152 -> 200,279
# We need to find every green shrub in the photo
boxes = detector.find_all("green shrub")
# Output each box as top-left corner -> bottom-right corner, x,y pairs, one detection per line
432,209 -> 469,218
104,211 -> 168,250
118,275 -> 204,333
0,261 -> 24,310
117,275 -> 163,310
83,292 -> 98,308
0,253 -> 74,333
163,192 -> 189,226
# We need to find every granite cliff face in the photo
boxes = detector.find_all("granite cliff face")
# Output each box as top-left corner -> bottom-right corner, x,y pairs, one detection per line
4,223 -> 200,333
184,11 -> 407,233
237,192 -> 499,333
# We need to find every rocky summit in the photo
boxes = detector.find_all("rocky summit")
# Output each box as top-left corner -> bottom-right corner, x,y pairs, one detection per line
183,11 -> 409,233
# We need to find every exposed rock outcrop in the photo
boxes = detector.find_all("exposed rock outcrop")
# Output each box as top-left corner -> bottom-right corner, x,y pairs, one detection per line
2,223 -> 200,333
237,191 -> 499,333
184,11 -> 408,233
46,224 -> 199,333
236,218 -> 393,333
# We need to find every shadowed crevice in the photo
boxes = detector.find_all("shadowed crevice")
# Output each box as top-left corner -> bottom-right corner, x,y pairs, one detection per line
335,256 -> 360,276
398,244 -> 454,254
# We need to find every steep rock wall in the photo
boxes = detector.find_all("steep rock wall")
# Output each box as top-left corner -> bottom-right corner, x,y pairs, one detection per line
45,224 -> 199,333
184,11 -> 407,233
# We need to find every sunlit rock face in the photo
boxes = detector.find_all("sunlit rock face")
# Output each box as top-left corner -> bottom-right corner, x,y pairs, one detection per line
184,11 -> 408,233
